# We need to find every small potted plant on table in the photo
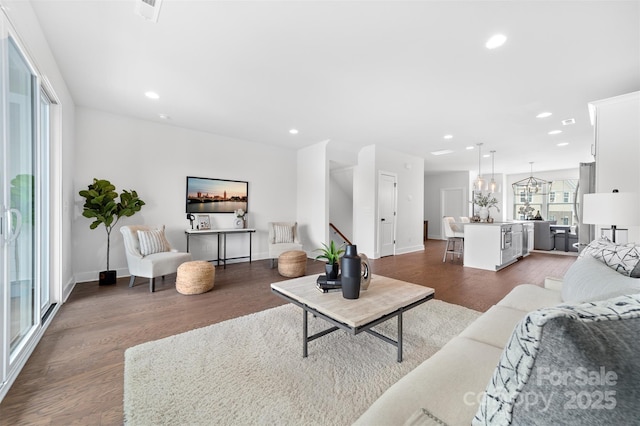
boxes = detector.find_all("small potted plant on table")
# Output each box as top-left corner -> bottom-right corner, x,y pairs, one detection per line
315,241 -> 345,280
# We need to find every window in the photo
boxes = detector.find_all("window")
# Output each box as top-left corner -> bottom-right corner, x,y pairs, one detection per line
513,178 -> 578,224
519,191 -> 532,203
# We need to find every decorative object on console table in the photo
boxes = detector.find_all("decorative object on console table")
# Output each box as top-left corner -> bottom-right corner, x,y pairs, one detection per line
234,208 -> 246,229
583,189 -> 639,243
341,245 -> 362,299
197,214 -> 210,230
314,240 -> 345,280
78,178 -> 145,285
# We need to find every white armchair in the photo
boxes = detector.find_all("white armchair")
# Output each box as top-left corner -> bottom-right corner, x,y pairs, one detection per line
120,225 -> 192,292
268,222 -> 303,268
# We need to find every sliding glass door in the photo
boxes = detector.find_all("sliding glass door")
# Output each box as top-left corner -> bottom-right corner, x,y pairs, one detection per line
5,33 -> 37,363
1,19 -> 51,392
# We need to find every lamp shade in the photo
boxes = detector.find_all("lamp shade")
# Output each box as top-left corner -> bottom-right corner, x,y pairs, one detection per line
582,192 -> 639,226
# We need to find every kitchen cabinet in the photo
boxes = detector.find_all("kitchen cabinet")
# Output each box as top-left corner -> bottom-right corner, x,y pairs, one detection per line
463,223 -> 523,271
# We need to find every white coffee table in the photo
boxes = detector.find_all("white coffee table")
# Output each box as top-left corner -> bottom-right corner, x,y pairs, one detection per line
270,274 -> 434,362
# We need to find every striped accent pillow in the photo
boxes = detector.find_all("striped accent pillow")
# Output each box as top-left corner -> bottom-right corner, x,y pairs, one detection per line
137,229 -> 170,256
274,224 -> 294,244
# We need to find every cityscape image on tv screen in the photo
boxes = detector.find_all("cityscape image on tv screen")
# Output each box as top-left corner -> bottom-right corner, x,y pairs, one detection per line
186,176 -> 248,214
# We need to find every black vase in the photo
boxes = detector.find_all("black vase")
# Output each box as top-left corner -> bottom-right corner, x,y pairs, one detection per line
341,245 -> 361,299
325,262 -> 339,280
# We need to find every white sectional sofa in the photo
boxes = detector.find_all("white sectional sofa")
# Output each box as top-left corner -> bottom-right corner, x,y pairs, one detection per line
355,240 -> 640,426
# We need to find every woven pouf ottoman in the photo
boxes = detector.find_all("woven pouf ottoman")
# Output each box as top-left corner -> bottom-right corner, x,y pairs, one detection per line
176,261 -> 215,295
278,250 -> 307,278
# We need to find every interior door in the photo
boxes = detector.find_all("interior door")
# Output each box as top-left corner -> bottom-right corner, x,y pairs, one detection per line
378,173 -> 397,257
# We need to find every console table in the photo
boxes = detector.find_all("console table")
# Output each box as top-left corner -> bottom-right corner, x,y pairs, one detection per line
185,228 -> 256,269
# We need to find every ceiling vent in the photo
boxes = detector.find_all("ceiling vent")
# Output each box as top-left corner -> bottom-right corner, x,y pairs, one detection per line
562,118 -> 576,126
135,0 -> 163,23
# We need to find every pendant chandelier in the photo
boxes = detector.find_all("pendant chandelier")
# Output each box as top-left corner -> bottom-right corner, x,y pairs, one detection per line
474,143 -> 484,191
512,162 -> 552,195
489,150 -> 497,193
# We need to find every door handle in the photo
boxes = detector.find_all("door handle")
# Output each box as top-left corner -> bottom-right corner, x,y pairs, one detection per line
5,208 -> 22,244
381,218 -> 386,222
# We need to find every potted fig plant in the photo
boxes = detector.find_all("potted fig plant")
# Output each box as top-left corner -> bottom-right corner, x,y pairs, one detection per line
314,240 -> 345,280
79,178 -> 145,285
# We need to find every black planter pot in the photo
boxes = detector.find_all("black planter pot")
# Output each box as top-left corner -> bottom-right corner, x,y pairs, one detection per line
341,245 -> 361,299
99,270 -> 117,285
325,263 -> 339,280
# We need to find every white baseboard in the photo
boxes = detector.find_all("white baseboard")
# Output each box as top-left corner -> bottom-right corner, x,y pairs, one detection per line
74,254 -> 284,283
62,277 -> 76,302
395,244 -> 425,255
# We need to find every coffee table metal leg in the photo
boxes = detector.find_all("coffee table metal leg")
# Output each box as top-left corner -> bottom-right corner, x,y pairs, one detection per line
303,308 -> 308,358
397,311 -> 403,363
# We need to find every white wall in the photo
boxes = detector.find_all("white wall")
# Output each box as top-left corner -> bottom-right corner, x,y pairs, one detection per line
297,140 -> 329,257
329,167 -> 353,242
353,146 -> 377,256
73,108 -> 298,281
590,91 -> 640,243
296,140 -> 329,255
424,171 -> 471,239
376,146 -> 425,255
354,145 -> 424,258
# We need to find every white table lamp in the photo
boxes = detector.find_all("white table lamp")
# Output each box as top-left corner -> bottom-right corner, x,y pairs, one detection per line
582,190 -> 639,243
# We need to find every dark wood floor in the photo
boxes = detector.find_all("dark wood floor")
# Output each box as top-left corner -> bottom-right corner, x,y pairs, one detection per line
0,240 -> 575,425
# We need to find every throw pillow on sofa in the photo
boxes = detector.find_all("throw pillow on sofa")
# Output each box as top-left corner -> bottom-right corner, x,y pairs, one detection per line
579,238 -> 640,277
561,256 -> 640,303
473,294 -> 640,426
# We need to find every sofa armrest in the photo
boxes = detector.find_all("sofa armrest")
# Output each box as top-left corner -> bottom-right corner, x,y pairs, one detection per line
544,276 -> 563,291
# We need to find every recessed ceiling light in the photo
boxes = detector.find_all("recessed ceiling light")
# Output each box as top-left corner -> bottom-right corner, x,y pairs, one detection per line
486,34 -> 507,49
158,113 -> 170,120
431,149 -> 454,156
466,146 -> 474,150
145,91 -> 159,100
289,129 -> 299,134
444,134 -> 453,140
536,112 -> 552,118
483,154 -> 490,158
562,118 -> 576,125
548,130 -> 562,135
557,142 -> 569,147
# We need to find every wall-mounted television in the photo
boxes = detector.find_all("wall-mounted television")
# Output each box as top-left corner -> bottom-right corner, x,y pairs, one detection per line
186,176 -> 248,214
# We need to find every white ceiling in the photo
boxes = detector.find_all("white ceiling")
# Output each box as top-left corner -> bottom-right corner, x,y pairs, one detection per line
25,0 -> 640,175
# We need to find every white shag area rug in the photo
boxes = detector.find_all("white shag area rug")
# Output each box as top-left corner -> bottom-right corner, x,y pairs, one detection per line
124,299 -> 480,425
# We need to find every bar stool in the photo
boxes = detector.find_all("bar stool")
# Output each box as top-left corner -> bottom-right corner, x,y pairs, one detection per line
442,217 -> 464,262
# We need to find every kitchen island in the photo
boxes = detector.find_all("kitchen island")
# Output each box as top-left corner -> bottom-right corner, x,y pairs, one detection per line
463,222 -> 523,271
